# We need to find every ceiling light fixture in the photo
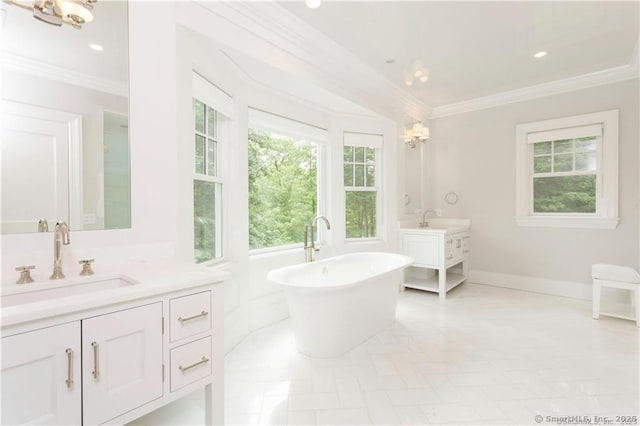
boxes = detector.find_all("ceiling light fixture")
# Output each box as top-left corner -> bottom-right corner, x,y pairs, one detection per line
405,67 -> 429,87
534,51 -> 547,59
7,0 -> 96,29
404,122 -> 430,148
305,0 -> 321,9
88,43 -> 103,51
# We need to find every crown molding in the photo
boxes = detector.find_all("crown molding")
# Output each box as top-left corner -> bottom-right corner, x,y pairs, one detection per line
431,64 -> 639,119
1,52 -> 128,98
180,1 -> 431,123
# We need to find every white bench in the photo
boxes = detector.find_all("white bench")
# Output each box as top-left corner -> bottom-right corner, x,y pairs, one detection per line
592,264 -> 640,327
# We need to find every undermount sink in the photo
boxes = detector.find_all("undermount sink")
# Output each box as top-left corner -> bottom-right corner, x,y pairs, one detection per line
1,274 -> 138,308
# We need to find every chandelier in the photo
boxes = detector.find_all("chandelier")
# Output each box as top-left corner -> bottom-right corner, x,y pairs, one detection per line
404,122 -> 430,148
8,0 -> 96,29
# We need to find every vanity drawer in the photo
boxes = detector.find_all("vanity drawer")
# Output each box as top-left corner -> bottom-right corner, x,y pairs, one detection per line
169,291 -> 212,342
170,336 -> 212,392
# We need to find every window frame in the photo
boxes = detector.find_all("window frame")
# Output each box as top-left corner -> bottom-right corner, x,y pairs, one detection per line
247,113 -> 328,254
343,133 -> 383,241
515,110 -> 619,229
191,72 -> 233,264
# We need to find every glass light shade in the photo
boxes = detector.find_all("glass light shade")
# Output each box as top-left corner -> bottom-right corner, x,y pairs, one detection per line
411,122 -> 424,137
419,127 -> 430,140
305,0 -> 321,8
404,128 -> 413,142
58,0 -> 93,23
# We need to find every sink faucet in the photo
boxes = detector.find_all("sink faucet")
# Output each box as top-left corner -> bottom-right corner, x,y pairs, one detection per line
420,209 -> 438,228
51,221 -> 70,279
304,216 -> 331,262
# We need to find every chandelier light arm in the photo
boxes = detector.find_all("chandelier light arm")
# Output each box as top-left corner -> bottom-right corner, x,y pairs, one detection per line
8,0 -> 96,29
404,121 -> 430,148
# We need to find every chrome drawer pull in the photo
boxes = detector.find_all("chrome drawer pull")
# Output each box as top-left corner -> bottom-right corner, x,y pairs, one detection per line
65,348 -> 73,388
178,310 -> 208,323
179,356 -> 210,373
91,341 -> 99,379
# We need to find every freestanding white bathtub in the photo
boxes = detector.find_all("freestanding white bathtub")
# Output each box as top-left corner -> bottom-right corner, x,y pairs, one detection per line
267,252 -> 413,358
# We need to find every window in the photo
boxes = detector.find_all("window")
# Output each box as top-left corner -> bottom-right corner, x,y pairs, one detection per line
515,110 -> 619,229
248,109 -> 327,251
192,73 -> 232,263
343,132 -> 382,239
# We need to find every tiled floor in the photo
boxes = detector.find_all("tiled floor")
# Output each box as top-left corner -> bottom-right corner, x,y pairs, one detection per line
135,283 -> 639,425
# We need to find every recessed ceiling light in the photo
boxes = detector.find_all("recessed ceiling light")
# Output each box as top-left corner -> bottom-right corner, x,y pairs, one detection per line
305,0 -> 321,8
534,51 -> 547,59
385,59 -> 395,64
89,43 -> 103,51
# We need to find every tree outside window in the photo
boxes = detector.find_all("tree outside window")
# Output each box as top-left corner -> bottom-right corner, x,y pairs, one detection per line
344,145 -> 379,239
248,129 -> 318,250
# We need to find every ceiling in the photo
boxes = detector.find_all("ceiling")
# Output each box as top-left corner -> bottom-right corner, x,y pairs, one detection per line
279,1 -> 639,108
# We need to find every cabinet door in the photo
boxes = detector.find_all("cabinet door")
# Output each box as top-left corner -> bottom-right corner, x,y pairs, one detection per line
402,233 -> 440,267
82,302 -> 163,425
454,234 -> 464,263
1,322 -> 81,425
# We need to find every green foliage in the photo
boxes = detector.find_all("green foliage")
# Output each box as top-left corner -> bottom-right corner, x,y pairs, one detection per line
248,129 -> 317,249
533,175 -> 596,213
345,191 -> 376,238
194,180 -> 218,263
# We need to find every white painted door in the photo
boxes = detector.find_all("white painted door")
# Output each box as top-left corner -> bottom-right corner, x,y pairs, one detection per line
82,303 -> 163,425
1,113 -> 70,233
1,322 -> 81,425
1,101 -> 83,233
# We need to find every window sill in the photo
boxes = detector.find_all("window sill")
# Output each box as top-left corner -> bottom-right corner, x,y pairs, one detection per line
249,244 -> 304,259
516,216 -> 620,229
344,238 -> 384,245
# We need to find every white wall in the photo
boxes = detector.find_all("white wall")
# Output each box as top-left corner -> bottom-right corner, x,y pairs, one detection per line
425,79 -> 639,296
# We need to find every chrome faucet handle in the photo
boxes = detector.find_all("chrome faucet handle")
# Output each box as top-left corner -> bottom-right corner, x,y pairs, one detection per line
37,218 -> 49,232
15,265 -> 35,284
79,259 -> 95,276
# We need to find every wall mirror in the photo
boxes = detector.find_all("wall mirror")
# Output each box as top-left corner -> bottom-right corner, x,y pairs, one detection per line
404,143 -> 425,214
1,0 -> 130,234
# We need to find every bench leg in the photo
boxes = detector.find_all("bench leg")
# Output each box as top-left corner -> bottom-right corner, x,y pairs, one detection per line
592,280 -> 601,320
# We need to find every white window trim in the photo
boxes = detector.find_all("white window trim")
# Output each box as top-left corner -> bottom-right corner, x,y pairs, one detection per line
515,109 -> 619,229
343,139 -> 383,241
192,75 -> 232,264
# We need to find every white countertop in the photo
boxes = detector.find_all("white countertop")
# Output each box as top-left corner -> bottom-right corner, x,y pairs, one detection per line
1,261 -> 227,328
399,217 -> 471,234
399,225 -> 469,234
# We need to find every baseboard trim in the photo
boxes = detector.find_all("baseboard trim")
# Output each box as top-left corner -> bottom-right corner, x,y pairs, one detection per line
469,269 -> 592,300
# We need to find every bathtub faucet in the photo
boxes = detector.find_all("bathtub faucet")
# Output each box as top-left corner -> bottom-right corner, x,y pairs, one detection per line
304,216 -> 331,262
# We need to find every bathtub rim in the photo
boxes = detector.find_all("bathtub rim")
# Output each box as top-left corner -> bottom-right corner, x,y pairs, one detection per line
266,251 -> 414,290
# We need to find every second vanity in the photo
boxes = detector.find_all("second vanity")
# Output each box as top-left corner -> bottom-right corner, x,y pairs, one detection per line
0,262 -> 225,426
399,218 -> 471,300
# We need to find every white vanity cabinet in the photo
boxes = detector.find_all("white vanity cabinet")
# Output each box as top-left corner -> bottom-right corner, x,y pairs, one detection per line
1,277 -> 224,426
400,227 -> 470,300
0,322 -> 81,425
82,303 -> 163,425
